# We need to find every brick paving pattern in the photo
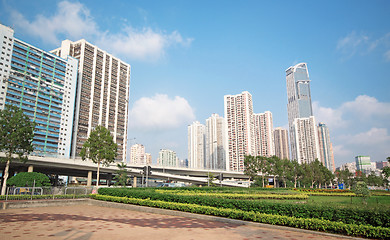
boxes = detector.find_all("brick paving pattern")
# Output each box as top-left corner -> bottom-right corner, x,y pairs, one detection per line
0,205 -> 350,240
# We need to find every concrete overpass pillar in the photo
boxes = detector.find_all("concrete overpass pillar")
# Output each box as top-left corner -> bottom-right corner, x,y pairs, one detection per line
87,171 -> 92,187
27,165 -> 33,172
107,173 -> 112,186
133,176 -> 137,188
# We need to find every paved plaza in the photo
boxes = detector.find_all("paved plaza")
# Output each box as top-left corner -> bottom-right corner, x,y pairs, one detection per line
0,204 -> 356,240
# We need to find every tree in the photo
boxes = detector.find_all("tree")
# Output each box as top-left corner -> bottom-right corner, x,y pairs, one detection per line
80,125 -> 117,187
7,172 -> 50,187
114,163 -> 129,187
353,181 -> 370,204
288,160 -> 303,188
274,157 -> 291,188
244,155 -> 259,182
0,105 -> 35,195
207,173 -> 216,187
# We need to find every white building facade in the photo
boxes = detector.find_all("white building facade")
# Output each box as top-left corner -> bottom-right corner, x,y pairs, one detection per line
224,91 -> 255,171
293,116 -> 321,164
317,122 -> 335,172
158,149 -> 178,167
253,111 -> 275,157
205,113 -> 226,170
188,121 -> 205,169
273,127 -> 289,160
51,40 -> 130,162
130,144 -> 145,165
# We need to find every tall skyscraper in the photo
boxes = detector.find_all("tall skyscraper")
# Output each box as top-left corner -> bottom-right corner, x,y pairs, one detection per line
253,111 -> 275,157
317,122 -> 335,172
188,121 -> 205,169
286,63 -> 320,163
205,113 -> 226,170
0,24 -> 78,158
224,91 -> 255,171
129,143 -> 145,165
293,117 -> 321,164
51,40 -> 130,162
273,127 -> 289,160
158,149 -> 178,167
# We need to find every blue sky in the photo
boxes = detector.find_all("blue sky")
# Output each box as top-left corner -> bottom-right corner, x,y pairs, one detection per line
1,0 -> 389,167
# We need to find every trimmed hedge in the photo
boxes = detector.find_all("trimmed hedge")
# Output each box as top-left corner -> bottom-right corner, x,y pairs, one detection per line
91,194 -> 390,239
155,189 -> 308,200
98,188 -> 390,228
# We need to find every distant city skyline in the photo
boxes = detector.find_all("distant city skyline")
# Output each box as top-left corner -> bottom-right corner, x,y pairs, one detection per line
1,0 -> 389,166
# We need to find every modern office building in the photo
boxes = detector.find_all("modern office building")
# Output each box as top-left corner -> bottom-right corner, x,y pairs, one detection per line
286,63 -> 320,163
158,149 -> 178,167
0,24 -> 78,158
293,116 -> 321,164
355,156 -> 376,174
317,122 -> 335,172
205,113 -> 226,170
51,39 -> 130,162
224,91 -> 255,171
253,111 -> 274,157
188,121 -> 205,169
273,127 -> 289,160
129,144 -> 145,165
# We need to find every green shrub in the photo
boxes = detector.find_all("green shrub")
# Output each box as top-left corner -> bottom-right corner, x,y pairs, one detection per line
7,172 -> 51,187
91,194 -> 390,239
98,187 -> 390,228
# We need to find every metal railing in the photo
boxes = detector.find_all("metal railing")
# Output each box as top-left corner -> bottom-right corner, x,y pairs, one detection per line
2,186 -> 94,201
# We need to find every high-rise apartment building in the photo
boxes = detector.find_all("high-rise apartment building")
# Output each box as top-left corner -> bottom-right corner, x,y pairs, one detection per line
0,24 -> 78,158
293,116 -> 321,164
145,153 -> 152,165
317,123 -> 335,172
188,121 -> 205,169
286,63 -> 320,163
158,149 -> 178,167
205,113 -> 226,170
224,91 -> 255,171
129,144 -> 145,165
253,111 -> 274,157
273,127 -> 289,160
51,40 -> 130,162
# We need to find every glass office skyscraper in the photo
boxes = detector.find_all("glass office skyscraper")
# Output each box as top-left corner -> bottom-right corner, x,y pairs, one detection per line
286,63 -> 320,163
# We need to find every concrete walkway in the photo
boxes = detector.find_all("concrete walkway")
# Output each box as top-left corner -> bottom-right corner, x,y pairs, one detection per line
0,200 -> 362,240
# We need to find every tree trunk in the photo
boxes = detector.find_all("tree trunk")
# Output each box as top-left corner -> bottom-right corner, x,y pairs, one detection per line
283,180 -> 287,188
96,161 -> 100,187
1,159 -> 10,195
262,176 -> 265,188
294,177 -> 297,188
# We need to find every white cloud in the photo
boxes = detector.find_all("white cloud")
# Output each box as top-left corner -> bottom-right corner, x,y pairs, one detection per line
314,95 -> 390,128
9,0 -> 192,61
314,95 -> 390,165
10,1 -> 98,44
129,94 -> 195,130
96,27 -> 193,61
385,50 -> 390,61
347,128 -> 390,146
341,95 -> 390,120
313,101 -> 346,129
337,31 -> 390,61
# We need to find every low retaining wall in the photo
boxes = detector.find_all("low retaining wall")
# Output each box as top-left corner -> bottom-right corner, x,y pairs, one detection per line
1,198 -> 90,210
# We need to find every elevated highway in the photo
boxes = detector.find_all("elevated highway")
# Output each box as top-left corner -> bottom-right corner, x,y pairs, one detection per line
0,153 -> 252,187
